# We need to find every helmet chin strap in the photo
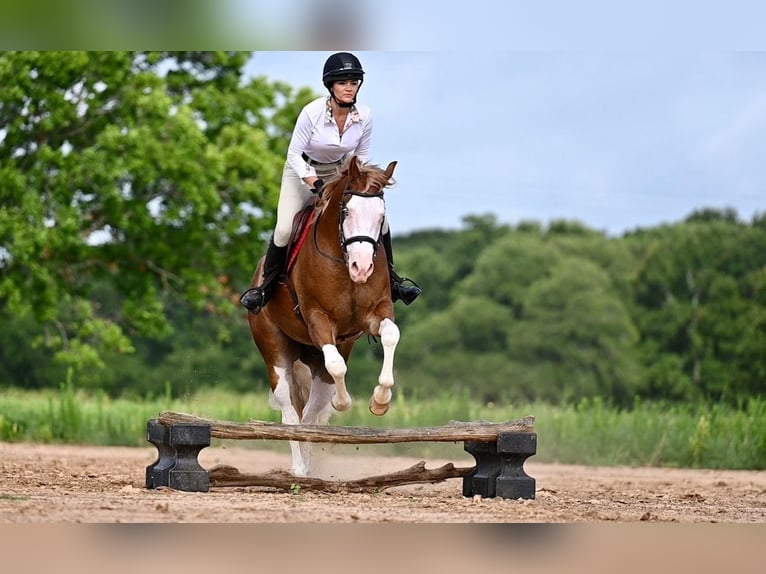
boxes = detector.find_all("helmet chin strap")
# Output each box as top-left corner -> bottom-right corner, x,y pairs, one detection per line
331,92 -> 356,108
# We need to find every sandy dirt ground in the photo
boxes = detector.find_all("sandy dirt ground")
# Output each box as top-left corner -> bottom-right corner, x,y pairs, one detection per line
0,441 -> 764,523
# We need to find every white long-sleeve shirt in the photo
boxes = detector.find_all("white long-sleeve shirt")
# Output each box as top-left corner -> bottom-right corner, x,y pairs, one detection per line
286,96 -> 373,179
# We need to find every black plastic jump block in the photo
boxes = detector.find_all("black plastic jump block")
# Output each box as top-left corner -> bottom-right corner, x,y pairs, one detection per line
145,419 -> 211,492
463,432 -> 537,500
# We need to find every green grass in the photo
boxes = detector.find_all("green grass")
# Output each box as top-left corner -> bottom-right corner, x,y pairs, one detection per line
536,396 -> 766,470
1,383 -> 764,470
0,381 -> 280,447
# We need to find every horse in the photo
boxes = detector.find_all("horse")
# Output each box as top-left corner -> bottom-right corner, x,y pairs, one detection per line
247,155 -> 400,476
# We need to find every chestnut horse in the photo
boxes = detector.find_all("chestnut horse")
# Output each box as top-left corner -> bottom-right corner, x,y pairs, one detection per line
247,156 -> 400,476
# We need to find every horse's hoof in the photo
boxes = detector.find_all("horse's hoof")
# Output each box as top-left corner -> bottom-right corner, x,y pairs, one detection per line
369,400 -> 390,416
332,398 -> 351,412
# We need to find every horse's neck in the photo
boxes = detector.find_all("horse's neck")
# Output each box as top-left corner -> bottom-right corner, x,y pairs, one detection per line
314,199 -> 344,259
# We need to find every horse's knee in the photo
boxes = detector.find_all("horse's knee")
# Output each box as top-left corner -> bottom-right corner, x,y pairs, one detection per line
321,344 -> 347,379
379,318 -> 400,347
327,357 -> 347,379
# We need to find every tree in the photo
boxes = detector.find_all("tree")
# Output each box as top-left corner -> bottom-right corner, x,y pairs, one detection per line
630,220 -> 766,401
0,51 -> 313,382
684,207 -> 741,225
456,231 -> 563,315
396,226 -> 642,405
507,257 -> 642,404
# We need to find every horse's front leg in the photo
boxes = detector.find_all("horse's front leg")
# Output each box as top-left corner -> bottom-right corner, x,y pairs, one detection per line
370,317 -> 400,416
305,310 -> 352,412
321,345 -> 353,412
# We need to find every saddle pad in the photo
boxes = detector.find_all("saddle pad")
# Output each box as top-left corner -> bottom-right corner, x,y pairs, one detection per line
286,206 -> 316,273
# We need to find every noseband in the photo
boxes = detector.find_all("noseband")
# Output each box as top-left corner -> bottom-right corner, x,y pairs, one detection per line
314,184 -> 385,265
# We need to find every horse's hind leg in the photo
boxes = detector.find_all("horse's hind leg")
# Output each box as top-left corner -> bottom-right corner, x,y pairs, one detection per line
370,317 -> 400,416
301,377 -> 336,426
268,359 -> 311,476
290,360 -> 318,474
284,354 -> 338,477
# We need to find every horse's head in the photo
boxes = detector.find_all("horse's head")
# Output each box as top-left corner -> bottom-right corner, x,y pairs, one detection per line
319,155 -> 397,283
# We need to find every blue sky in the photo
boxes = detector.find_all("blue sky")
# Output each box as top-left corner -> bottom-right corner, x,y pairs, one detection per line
245,51 -> 765,237
239,1 -> 766,237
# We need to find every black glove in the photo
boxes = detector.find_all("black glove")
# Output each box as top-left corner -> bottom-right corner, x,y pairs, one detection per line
310,179 -> 325,195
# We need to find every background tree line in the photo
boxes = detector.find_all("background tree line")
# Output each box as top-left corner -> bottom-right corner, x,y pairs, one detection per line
1,52 -> 764,408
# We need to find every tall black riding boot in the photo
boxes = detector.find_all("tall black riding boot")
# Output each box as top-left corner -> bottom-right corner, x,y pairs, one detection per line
381,231 -> 422,305
240,238 -> 288,313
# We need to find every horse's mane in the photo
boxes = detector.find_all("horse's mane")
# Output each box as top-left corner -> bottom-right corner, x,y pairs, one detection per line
315,157 -> 396,217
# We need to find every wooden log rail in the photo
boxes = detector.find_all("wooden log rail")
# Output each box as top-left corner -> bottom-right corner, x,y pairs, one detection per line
148,412 -> 538,498
157,411 -> 535,444
207,462 -> 475,493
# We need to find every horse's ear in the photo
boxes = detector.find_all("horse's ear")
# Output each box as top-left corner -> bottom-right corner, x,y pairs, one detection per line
384,161 -> 397,181
348,155 -> 361,178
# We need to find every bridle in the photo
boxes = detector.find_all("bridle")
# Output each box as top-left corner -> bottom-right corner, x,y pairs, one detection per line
313,182 -> 385,265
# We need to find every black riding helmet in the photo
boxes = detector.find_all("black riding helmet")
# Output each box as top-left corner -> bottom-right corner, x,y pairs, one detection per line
322,52 -> 365,108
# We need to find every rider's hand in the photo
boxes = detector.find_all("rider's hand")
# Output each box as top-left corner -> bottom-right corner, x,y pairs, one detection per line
310,178 -> 325,195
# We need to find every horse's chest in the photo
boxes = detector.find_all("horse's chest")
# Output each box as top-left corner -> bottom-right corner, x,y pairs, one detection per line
332,302 -> 375,329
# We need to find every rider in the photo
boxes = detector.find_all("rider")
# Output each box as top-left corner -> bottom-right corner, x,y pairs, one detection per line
240,52 -> 422,314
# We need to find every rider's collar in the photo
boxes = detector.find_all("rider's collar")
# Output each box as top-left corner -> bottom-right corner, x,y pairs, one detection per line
325,96 -> 362,125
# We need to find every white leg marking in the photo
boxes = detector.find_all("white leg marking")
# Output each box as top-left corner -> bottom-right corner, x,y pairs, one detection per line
296,378 -> 336,477
322,344 -> 352,411
272,367 -> 309,476
371,318 -> 400,416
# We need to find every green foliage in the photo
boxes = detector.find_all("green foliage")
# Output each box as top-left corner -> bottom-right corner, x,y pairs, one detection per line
0,50 -> 309,381
629,218 -> 766,401
1,53 -> 764,419
457,233 -> 562,312
393,223 -> 643,406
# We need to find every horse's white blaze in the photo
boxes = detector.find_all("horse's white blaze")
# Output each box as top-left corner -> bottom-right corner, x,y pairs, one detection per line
343,194 -> 385,283
271,367 -> 308,476
322,344 -> 352,411
371,318 -> 400,414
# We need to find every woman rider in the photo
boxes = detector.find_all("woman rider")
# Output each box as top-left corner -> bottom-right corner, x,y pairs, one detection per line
240,52 -> 421,313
